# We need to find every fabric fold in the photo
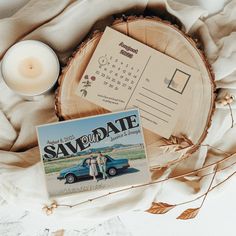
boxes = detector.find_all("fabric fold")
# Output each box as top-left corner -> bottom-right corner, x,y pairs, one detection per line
0,0 -> 235,229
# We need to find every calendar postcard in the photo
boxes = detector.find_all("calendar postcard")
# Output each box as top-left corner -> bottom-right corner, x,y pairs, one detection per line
37,109 -> 150,197
78,27 -> 201,138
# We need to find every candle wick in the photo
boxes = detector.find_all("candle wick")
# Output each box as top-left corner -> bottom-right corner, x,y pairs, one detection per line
18,57 -> 44,79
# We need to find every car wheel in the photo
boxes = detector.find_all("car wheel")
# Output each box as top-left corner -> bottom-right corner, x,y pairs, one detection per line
65,174 -> 76,184
108,167 -> 117,176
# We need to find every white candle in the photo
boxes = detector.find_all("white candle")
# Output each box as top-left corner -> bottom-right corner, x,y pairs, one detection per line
1,40 -> 60,97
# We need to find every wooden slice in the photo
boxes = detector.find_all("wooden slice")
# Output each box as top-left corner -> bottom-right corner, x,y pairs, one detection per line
55,16 -> 215,169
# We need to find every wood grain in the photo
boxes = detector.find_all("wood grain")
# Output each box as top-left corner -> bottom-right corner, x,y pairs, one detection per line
55,16 -> 215,170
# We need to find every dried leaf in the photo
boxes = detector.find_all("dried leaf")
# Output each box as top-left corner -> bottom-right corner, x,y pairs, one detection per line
177,208 -> 200,220
181,153 -> 191,159
214,164 -> 219,171
161,145 -> 179,153
179,134 -> 194,146
147,202 -> 176,214
160,135 -> 193,151
151,167 -> 167,180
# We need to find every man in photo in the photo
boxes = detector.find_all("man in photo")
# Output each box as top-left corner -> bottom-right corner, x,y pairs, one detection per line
89,155 -> 98,182
97,152 -> 108,180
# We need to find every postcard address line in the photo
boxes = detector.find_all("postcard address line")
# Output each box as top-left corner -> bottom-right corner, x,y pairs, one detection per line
139,93 -> 175,111
133,105 -> 168,123
136,98 -> 172,117
142,86 -> 178,105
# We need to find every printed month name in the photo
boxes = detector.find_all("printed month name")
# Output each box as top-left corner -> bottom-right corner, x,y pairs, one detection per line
43,114 -> 139,159
119,42 -> 138,58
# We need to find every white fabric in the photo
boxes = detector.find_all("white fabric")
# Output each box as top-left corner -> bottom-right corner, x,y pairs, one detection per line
0,0 -> 236,233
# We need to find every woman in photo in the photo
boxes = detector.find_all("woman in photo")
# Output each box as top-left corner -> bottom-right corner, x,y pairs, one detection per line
89,155 -> 98,182
97,152 -> 108,180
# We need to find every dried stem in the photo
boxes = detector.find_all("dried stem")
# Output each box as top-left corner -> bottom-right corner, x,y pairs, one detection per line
228,103 -> 234,128
198,144 -> 232,156
175,169 -> 236,207
199,165 -> 217,208
57,150 -> 236,208
199,159 -> 236,179
155,139 -> 232,170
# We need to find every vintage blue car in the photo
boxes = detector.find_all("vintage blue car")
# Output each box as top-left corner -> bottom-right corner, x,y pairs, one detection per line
57,155 -> 130,184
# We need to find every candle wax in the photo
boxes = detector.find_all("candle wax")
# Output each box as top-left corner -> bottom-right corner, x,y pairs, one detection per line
1,40 -> 60,96
19,57 -> 42,79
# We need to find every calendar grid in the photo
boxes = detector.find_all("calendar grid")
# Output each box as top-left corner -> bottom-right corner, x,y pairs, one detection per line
77,27 -> 199,138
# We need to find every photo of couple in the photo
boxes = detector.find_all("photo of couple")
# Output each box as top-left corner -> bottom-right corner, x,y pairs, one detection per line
87,152 -> 109,182
38,109 -> 150,197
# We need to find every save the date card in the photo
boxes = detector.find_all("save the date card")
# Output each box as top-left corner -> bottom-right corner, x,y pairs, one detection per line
37,109 -> 150,197
78,27 -> 200,138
